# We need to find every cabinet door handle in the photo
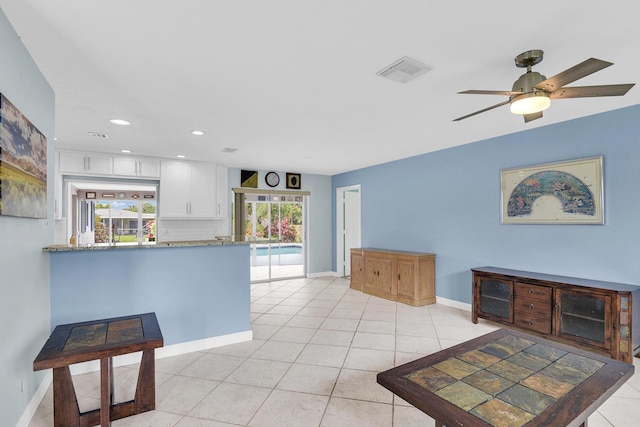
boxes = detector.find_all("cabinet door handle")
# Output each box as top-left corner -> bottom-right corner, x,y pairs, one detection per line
398,274 -> 401,281
529,289 -> 535,294
528,320 -> 535,326
529,303 -> 535,310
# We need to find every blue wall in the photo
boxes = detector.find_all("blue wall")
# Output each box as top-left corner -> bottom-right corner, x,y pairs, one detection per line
332,105 -> 640,304
50,245 -> 250,346
0,8 -> 55,426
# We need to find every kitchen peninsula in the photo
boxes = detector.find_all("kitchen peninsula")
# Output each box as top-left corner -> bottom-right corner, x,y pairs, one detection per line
43,238 -> 261,355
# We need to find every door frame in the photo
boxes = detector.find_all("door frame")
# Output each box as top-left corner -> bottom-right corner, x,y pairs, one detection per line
336,184 -> 361,277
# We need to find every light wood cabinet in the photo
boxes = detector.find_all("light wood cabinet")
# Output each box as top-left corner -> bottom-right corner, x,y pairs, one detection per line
350,249 -> 363,291
350,248 -> 435,306
472,266 -> 640,363
364,251 -> 395,295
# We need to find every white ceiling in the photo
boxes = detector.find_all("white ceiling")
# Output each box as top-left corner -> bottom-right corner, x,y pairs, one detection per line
1,1 -> 638,175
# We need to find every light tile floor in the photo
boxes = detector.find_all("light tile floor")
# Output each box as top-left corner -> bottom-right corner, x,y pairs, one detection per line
28,276 -> 640,426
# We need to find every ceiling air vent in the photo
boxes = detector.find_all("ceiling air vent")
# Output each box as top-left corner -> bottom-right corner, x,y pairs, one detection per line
377,56 -> 432,83
88,131 -> 109,139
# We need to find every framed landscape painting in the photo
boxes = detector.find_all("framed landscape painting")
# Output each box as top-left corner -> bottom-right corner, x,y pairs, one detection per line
501,156 -> 604,225
0,93 -> 47,219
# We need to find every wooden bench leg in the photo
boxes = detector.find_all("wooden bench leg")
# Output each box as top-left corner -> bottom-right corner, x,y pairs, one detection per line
134,349 -> 156,413
52,366 -> 80,427
100,357 -> 113,426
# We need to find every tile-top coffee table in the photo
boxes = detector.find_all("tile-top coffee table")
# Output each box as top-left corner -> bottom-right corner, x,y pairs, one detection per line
34,312 -> 163,427
378,328 -> 634,427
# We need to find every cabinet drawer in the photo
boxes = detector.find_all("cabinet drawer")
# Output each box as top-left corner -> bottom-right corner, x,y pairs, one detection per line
514,298 -> 552,317
514,313 -> 552,334
514,282 -> 552,302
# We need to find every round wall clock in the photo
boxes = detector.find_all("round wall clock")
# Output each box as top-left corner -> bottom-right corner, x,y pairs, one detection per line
265,171 -> 280,187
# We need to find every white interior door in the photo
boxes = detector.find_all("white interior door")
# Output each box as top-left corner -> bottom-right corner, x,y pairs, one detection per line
337,185 -> 361,277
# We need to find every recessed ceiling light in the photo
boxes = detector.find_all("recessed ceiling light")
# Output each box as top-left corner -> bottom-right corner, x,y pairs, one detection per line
176,154 -> 186,158
191,130 -> 205,136
120,149 -> 132,153
110,119 -> 130,126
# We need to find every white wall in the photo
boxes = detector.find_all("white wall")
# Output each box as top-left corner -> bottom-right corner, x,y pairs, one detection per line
0,8 -> 55,426
228,168 -> 332,275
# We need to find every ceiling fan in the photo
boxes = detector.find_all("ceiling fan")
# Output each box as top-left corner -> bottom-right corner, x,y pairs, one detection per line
453,50 -> 635,123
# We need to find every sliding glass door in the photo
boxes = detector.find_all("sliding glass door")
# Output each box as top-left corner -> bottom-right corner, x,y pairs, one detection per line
245,194 -> 305,282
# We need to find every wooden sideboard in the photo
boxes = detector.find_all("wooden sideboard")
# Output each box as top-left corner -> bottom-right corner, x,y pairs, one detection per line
472,266 -> 640,363
350,248 -> 435,306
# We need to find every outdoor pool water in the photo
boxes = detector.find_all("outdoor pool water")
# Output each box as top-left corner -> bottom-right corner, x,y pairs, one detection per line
255,244 -> 302,256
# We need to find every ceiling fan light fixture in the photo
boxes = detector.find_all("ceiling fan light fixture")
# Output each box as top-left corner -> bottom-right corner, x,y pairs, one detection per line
510,92 -> 550,115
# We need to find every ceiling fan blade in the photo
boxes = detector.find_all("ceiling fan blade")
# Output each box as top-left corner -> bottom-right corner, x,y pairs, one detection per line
523,112 -> 543,123
549,83 -> 635,99
458,90 -> 523,96
535,58 -> 613,92
453,99 -> 511,121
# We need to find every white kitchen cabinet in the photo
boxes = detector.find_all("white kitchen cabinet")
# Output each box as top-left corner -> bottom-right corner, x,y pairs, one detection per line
58,151 -> 112,175
54,152 -> 62,219
216,165 -> 228,218
159,160 -> 216,218
113,156 -> 160,178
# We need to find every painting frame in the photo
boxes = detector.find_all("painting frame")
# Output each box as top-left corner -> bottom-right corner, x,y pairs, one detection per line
286,172 -> 301,189
0,93 -> 48,219
241,169 -> 258,188
501,156 -> 604,225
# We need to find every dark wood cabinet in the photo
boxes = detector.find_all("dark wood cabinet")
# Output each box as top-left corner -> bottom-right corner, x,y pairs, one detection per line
472,267 -> 640,363
350,248 -> 435,306
475,276 -> 513,322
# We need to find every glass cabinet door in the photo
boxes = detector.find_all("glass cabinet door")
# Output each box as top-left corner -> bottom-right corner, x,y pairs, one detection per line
477,278 -> 513,321
557,289 -> 611,349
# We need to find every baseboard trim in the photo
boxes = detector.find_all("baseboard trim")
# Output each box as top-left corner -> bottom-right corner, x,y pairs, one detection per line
15,370 -> 53,427
307,271 -> 339,278
436,296 -> 471,312
18,330 -> 252,426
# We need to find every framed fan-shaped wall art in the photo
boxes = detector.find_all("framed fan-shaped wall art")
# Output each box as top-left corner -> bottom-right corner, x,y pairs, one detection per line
501,156 -> 604,224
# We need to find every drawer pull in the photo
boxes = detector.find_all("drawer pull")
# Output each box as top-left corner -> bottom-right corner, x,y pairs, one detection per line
529,303 -> 535,310
528,289 -> 535,294
528,320 -> 535,326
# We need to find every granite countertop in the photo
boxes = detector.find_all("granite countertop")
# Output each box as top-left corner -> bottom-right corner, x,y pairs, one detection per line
43,236 -> 277,252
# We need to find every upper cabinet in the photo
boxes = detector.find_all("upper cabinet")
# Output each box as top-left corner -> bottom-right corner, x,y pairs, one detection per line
160,160 -> 219,219
216,165 -> 228,219
58,151 -> 113,175
113,156 -> 160,178
55,151 -> 228,221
